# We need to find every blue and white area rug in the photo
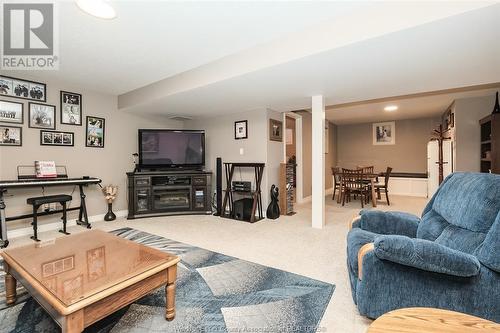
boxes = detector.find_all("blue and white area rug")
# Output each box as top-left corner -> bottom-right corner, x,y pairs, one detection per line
0,228 -> 334,332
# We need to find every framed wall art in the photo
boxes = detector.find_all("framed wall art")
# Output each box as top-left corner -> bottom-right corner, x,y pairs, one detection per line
0,100 -> 23,124
269,118 -> 283,142
29,102 -> 56,129
60,91 -> 82,125
373,121 -> 396,145
0,75 -> 46,102
0,125 -> 22,146
234,120 -> 248,140
86,116 -> 105,148
40,130 -> 74,147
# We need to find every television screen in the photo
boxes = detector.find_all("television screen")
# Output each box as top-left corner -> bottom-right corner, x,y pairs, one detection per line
139,130 -> 205,168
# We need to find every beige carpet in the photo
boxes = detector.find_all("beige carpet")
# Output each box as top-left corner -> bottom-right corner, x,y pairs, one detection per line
3,194 -> 428,333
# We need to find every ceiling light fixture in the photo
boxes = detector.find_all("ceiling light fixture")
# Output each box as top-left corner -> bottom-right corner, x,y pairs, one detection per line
384,105 -> 398,112
76,0 -> 116,19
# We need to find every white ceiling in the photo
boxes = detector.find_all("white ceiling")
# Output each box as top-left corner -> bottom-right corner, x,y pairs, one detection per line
6,1 -> 499,123
118,3 -> 500,119
325,86 -> 500,125
7,1 -> 363,94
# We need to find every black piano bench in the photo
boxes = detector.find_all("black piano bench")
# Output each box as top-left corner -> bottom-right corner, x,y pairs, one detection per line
26,194 -> 73,241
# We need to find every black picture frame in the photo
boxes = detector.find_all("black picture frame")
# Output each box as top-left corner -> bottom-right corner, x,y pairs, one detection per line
85,116 -> 105,148
60,91 -> 82,126
0,100 -> 24,124
0,125 -> 22,146
29,102 -> 56,129
0,75 -> 47,102
234,120 -> 248,140
40,130 -> 74,147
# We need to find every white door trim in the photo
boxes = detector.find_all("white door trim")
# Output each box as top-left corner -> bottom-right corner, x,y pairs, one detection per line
284,112 -> 303,204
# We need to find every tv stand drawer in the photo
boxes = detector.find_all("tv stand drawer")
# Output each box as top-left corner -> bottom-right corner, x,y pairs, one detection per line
192,177 -> 206,186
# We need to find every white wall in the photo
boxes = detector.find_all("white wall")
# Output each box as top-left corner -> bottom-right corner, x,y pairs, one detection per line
0,75 -> 183,230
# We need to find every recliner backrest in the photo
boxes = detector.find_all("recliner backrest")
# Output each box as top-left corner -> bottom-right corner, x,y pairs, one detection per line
417,172 -> 500,255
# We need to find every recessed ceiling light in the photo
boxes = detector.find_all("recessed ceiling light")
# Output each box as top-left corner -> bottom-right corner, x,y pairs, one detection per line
76,0 -> 116,19
384,105 -> 398,112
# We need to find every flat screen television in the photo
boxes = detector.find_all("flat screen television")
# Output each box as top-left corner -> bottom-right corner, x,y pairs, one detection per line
138,129 -> 205,169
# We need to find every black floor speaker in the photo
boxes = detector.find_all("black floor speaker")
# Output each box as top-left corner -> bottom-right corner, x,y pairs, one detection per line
215,157 -> 222,216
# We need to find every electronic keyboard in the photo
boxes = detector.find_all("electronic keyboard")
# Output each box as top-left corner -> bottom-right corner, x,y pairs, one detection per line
0,177 -> 101,189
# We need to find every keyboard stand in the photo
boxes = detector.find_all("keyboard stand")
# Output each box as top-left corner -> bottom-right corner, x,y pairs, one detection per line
0,176 -> 101,248
0,189 -> 9,248
76,185 -> 91,228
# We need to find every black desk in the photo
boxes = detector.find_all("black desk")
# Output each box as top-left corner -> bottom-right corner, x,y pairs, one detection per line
0,177 -> 101,248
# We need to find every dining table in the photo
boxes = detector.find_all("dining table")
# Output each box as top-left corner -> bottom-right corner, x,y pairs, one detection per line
336,172 -> 379,207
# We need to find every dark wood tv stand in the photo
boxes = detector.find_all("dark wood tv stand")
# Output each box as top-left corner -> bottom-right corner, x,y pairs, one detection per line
127,170 -> 212,219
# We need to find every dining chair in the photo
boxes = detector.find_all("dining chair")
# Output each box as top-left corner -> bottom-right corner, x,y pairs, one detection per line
341,168 -> 369,208
331,167 -> 341,200
375,167 -> 393,205
362,166 -> 374,175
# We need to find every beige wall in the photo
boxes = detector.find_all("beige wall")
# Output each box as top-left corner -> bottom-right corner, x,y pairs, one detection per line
452,94 -> 495,172
297,111 -> 312,197
285,116 -> 296,159
0,76 -> 182,230
325,122 -> 337,189
296,111 -> 336,198
336,117 -> 440,173
185,108 -> 284,207
266,109 -> 285,203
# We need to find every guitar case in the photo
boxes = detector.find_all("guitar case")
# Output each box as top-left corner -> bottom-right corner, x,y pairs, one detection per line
266,184 -> 280,219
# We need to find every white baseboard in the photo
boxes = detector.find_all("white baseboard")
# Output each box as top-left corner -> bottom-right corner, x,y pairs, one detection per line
7,210 -> 128,239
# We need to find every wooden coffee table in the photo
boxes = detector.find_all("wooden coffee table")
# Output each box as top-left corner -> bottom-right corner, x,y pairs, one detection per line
1,230 -> 179,333
367,307 -> 500,333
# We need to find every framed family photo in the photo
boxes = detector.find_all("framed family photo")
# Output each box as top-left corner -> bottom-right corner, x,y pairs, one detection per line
0,100 -> 23,124
60,91 -> 82,125
373,121 -> 396,145
40,130 -> 74,147
29,103 -> 56,129
0,125 -> 22,146
86,116 -> 105,148
0,75 -> 46,102
269,119 -> 283,142
234,120 -> 248,140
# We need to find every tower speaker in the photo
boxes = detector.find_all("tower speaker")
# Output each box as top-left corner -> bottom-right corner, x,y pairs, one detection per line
215,157 -> 222,216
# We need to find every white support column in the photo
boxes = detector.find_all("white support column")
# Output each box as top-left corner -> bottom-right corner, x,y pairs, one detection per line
311,95 -> 325,229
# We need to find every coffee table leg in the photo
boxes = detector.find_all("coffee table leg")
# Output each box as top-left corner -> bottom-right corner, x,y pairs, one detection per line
62,309 -> 84,333
5,270 -> 17,305
165,265 -> 177,321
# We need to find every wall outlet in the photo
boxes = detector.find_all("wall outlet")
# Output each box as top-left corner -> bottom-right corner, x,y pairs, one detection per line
239,148 -> 244,155
44,203 -> 50,211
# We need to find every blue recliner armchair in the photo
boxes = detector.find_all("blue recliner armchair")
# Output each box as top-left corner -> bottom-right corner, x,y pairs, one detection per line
347,172 -> 500,322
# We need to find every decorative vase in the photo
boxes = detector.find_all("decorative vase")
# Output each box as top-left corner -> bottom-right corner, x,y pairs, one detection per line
493,91 -> 500,114
104,202 -> 116,221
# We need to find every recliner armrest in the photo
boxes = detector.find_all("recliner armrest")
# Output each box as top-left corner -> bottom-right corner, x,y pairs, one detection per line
373,235 -> 481,277
356,210 -> 420,237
